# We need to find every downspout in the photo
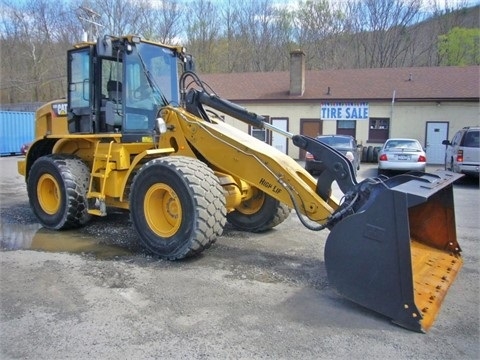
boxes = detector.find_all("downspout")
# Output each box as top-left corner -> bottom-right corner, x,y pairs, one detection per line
391,90 -> 396,123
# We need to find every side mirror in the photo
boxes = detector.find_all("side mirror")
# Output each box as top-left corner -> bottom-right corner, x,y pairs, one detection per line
96,36 -> 113,57
442,140 -> 451,146
184,54 -> 195,72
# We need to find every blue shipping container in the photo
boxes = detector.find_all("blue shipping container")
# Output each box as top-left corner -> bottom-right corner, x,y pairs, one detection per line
0,111 -> 35,155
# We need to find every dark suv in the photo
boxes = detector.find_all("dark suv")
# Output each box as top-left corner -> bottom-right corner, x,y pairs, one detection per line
442,126 -> 480,178
305,135 -> 360,175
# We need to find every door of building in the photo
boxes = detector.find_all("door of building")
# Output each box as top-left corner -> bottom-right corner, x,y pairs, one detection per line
300,119 -> 322,160
425,122 -> 449,164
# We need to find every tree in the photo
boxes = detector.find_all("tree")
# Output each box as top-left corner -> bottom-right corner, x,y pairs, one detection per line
234,0 -> 290,72
288,0 -> 346,70
184,0 -> 221,73
0,0 -> 81,103
218,0 -> 243,72
136,0 -> 183,44
407,0 -> 477,66
438,27 -> 480,65
345,0 -> 423,68
76,0 -> 145,36
0,0 -> 478,104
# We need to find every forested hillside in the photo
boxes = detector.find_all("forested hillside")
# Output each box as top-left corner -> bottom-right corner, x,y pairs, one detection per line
0,0 -> 478,104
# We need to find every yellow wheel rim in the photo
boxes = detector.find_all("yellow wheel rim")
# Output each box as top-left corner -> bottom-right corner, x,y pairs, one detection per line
37,174 -> 61,215
236,188 -> 265,215
144,184 -> 182,237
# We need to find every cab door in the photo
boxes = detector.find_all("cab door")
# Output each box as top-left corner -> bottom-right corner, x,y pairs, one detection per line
67,47 -> 94,133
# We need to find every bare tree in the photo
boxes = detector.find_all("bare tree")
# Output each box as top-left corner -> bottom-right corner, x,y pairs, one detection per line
289,0 -> 346,70
184,0 -> 221,73
136,0 -> 183,44
77,0 -> 145,36
0,0 -> 79,102
217,0 -> 244,72
345,0 -> 423,68
422,0 -> 476,65
0,0 -> 477,104
233,0 -> 290,72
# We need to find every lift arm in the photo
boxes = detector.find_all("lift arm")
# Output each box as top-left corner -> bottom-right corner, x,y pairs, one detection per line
184,88 -> 358,202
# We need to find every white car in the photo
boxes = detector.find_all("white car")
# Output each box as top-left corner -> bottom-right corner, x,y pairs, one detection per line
378,138 -> 426,174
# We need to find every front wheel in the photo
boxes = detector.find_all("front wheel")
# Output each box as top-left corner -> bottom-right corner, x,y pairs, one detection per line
27,154 -> 91,230
129,156 -> 226,260
227,188 -> 290,232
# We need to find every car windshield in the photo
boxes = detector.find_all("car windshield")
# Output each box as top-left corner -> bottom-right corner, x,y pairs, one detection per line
318,137 -> 352,148
384,140 -> 421,151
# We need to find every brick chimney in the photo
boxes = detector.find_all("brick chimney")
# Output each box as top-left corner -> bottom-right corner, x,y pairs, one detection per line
290,50 -> 305,96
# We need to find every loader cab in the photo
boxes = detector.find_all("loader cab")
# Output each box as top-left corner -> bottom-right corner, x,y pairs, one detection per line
67,36 -> 185,142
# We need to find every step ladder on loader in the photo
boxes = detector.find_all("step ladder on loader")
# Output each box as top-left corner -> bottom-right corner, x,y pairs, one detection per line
87,141 -> 114,216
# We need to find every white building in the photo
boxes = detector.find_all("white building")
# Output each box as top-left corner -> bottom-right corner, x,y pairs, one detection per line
201,52 -> 479,164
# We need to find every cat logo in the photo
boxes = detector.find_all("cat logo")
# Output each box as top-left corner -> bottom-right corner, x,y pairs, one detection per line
52,102 -> 68,116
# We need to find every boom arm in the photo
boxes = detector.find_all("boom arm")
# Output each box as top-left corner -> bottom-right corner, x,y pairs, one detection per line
184,88 -> 358,202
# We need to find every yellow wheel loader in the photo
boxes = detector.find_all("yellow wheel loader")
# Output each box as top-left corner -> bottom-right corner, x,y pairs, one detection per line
18,35 -> 463,332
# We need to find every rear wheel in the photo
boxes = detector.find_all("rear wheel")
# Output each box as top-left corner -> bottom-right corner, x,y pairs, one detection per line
227,187 -> 290,232
27,154 -> 91,229
129,156 -> 226,260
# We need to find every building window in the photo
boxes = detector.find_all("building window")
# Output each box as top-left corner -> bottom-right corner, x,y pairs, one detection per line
250,115 -> 270,143
368,117 -> 389,142
251,128 -> 267,142
337,120 -> 356,137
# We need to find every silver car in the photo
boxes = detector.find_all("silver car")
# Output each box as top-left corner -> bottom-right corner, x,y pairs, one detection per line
377,138 -> 426,174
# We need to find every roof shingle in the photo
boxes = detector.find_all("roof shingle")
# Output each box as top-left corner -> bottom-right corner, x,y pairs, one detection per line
199,66 -> 480,102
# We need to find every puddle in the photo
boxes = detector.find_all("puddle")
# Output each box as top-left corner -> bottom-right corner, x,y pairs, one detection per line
0,223 -> 133,259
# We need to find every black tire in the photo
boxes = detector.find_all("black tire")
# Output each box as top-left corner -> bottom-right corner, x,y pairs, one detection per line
27,154 -> 91,230
361,146 -> 368,162
367,146 -> 374,162
227,188 -> 290,232
129,156 -> 226,260
373,147 -> 379,163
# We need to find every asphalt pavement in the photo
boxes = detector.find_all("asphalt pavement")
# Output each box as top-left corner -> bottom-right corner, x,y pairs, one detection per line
0,156 -> 479,359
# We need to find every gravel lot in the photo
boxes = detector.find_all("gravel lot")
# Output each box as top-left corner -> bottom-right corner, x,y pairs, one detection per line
0,155 -> 479,359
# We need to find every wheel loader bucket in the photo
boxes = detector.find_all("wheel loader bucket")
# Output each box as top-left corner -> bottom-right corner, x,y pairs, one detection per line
325,170 -> 463,332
